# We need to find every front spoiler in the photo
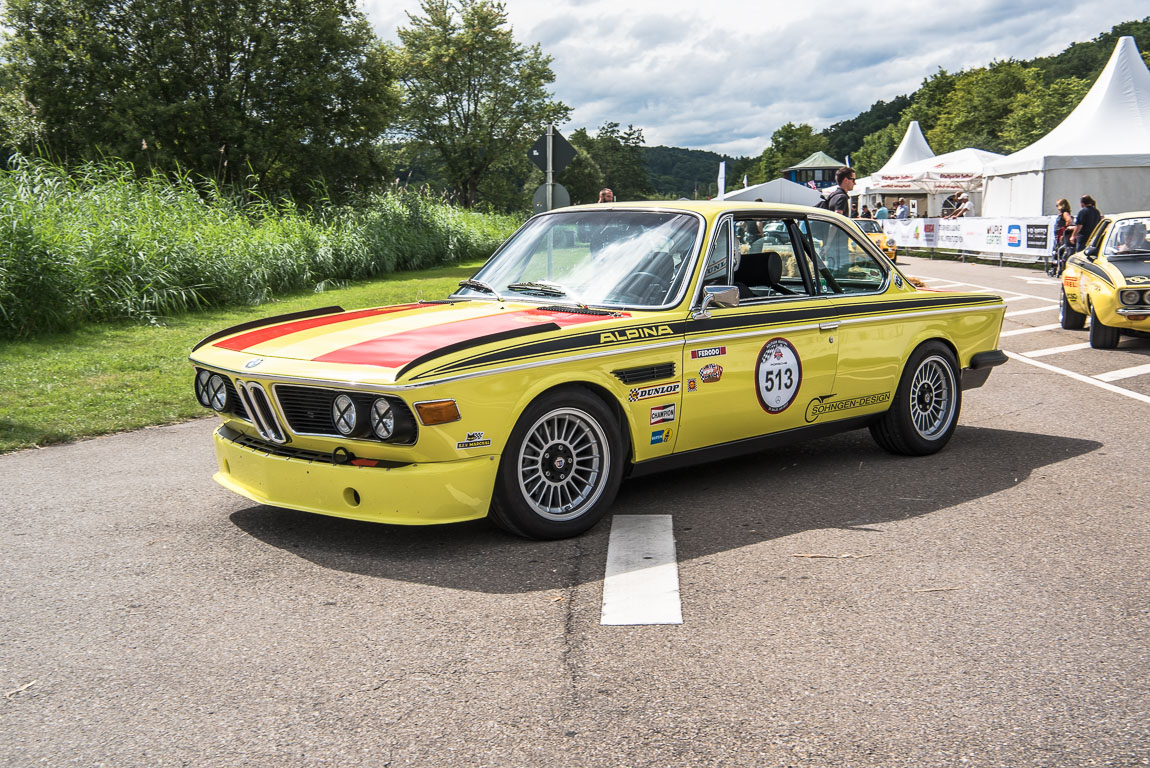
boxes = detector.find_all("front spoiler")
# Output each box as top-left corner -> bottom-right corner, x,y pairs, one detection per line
961,349 -> 1008,390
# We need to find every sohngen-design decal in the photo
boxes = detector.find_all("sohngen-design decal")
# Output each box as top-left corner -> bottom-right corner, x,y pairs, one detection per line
805,392 -> 891,423
756,337 -> 802,414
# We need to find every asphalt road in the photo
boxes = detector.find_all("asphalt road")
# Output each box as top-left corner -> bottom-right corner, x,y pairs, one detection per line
3,254 -> 1148,767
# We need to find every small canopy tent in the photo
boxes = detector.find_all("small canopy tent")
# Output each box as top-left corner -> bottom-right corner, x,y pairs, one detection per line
853,120 -> 936,195
853,147 -> 1005,216
722,177 -> 823,205
782,151 -> 846,189
981,36 -> 1150,216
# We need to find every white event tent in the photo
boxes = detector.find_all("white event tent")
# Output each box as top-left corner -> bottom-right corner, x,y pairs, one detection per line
981,36 -> 1150,216
722,177 -> 823,205
853,120 -> 935,196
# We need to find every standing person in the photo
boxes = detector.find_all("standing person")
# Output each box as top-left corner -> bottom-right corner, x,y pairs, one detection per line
859,205 -> 873,219
597,188 -> 614,203
819,166 -> 855,215
1054,198 -> 1074,248
874,201 -> 889,220
895,198 -> 909,219
945,192 -> 972,219
1071,194 -> 1102,252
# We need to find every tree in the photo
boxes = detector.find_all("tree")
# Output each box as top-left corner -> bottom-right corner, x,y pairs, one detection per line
1000,76 -> 1091,152
756,123 -> 828,181
569,122 -> 651,201
927,61 -> 1043,154
2,0 -> 400,199
851,120 -> 904,176
395,0 -> 569,207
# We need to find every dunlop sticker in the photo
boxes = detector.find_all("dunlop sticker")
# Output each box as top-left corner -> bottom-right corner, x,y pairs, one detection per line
629,382 -> 680,402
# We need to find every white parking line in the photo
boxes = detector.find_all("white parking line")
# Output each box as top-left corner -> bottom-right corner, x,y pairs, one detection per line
1005,351 -> 1150,405
1094,362 -> 1150,382
1000,323 -> 1062,337
601,515 -> 682,626
1005,305 -> 1058,317
1023,342 -> 1092,358
919,278 -> 1058,303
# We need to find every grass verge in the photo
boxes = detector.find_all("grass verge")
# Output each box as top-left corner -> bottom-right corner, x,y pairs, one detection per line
0,260 -> 486,454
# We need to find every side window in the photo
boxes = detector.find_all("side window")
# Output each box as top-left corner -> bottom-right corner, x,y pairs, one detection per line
733,216 -> 814,299
805,219 -> 888,295
1088,220 -> 1110,251
701,218 -> 733,289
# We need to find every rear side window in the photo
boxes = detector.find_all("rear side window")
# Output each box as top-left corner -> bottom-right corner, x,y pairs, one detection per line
805,219 -> 888,295
734,216 -> 814,300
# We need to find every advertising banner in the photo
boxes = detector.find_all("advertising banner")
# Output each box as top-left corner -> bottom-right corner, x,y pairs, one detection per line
882,217 -> 1055,259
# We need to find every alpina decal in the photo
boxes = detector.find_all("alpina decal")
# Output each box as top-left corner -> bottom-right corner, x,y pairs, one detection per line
600,325 -> 674,344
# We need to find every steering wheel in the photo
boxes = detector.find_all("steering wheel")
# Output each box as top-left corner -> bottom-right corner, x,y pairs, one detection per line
614,271 -> 665,304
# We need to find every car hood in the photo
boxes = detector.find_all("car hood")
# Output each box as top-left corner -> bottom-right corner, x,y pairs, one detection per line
1105,256 -> 1150,285
203,300 -> 649,381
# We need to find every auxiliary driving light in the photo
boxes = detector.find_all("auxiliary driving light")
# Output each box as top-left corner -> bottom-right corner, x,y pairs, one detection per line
370,398 -> 395,440
207,374 -> 229,412
331,394 -> 358,436
194,369 -> 213,407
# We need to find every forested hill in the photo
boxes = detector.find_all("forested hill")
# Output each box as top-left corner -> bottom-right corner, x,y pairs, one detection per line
643,145 -> 741,199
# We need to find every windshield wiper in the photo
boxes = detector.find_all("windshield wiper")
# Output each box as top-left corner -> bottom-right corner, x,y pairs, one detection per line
456,278 -> 501,298
507,281 -> 588,309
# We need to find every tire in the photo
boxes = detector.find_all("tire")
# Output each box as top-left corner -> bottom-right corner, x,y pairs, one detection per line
869,341 -> 961,456
1088,303 -> 1120,349
1059,288 -> 1086,330
489,387 -> 624,539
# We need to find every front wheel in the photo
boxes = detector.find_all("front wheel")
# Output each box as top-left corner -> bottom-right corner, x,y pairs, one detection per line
490,388 -> 624,539
1088,304 -> 1120,349
870,342 -> 961,456
1060,288 -> 1086,330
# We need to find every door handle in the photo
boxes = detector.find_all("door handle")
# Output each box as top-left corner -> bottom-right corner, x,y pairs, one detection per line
820,321 -> 840,331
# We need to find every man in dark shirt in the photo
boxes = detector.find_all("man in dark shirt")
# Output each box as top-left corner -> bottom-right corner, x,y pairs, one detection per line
822,167 -> 855,215
1072,194 -> 1102,252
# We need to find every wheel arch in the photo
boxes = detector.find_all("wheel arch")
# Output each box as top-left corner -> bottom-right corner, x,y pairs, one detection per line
513,379 -> 635,467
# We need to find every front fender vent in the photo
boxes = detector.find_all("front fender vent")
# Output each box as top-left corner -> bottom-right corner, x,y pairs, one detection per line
612,362 -> 676,384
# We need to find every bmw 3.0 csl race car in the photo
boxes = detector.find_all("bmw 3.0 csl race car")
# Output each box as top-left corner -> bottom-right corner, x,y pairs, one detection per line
190,201 -> 1008,539
1059,211 -> 1150,348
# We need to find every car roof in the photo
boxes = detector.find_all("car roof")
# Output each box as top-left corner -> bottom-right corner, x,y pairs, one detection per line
550,200 -> 845,220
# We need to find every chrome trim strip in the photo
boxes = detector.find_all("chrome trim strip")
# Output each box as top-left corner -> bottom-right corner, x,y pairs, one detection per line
685,323 -> 824,344
1117,307 -> 1150,316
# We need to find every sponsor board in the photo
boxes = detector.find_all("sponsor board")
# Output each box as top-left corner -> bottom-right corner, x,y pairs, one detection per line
628,382 -> 681,402
650,404 -> 676,425
756,338 -> 802,414
1007,224 -> 1022,248
650,428 -> 673,445
804,392 -> 891,423
1026,224 -> 1049,250
691,346 -> 726,359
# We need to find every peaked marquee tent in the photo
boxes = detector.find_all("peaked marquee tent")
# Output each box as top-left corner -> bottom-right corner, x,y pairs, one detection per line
981,36 -> 1150,216
853,120 -> 936,195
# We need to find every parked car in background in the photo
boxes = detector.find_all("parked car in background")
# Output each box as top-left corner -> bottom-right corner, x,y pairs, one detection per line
1059,211 -> 1150,348
853,218 -> 898,262
190,202 -> 1007,540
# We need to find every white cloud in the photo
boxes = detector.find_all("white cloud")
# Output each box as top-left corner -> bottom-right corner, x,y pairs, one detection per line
361,0 -> 1148,156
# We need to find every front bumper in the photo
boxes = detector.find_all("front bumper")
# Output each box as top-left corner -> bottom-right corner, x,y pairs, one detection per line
212,426 -> 498,525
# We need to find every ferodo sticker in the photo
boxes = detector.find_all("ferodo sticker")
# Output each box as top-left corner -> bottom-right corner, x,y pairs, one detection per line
628,383 -> 680,402
650,404 -> 675,425
691,346 -> 726,359
756,338 -> 802,414
457,431 -> 492,449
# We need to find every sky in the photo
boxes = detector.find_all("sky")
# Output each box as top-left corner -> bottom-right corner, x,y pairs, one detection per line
361,0 -> 1148,157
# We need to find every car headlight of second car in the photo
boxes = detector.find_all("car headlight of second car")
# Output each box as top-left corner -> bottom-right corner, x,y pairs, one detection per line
1120,289 -> 1141,305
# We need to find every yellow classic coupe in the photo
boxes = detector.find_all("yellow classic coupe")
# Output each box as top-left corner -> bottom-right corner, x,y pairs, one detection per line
852,218 -> 898,262
1059,212 -> 1150,348
191,202 -> 1007,539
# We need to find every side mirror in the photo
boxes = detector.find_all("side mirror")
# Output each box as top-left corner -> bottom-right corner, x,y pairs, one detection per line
1084,245 -> 1098,261
692,285 -> 739,319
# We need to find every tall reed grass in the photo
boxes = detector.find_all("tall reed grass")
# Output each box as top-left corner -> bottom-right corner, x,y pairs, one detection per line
0,157 -> 522,338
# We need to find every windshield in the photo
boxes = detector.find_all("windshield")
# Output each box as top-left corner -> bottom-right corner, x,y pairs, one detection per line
853,219 -> 882,234
1104,217 -> 1150,256
456,210 -> 701,308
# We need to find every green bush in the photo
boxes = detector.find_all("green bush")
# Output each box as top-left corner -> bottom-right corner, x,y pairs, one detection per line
0,157 -> 522,338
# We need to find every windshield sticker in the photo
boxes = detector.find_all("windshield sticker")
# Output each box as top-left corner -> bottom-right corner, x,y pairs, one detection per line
650,404 -> 676,425
805,392 -> 891,423
650,428 -> 673,445
687,378 -> 698,393
756,338 -> 802,414
600,325 -> 675,344
457,431 -> 492,449
629,383 -> 680,402
699,363 -> 723,383
691,346 -> 726,359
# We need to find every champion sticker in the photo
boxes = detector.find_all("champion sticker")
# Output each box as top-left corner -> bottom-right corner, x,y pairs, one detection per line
650,404 -> 676,425
457,431 -> 492,449
691,346 -> 726,359
650,428 -> 673,445
699,363 -> 723,383
756,337 -> 802,414
628,382 -> 680,402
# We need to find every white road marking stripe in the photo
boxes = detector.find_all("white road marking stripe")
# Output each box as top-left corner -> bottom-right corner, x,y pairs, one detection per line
1000,323 -> 1062,337
601,515 -> 682,626
923,278 -> 1057,303
1095,362 -> 1150,382
1005,351 -> 1150,405
923,280 -> 968,289
1023,342 -> 1092,358
1005,305 -> 1058,317
1004,294 -> 1041,302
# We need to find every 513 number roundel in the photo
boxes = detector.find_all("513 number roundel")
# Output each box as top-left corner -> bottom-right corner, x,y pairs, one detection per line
756,338 -> 802,414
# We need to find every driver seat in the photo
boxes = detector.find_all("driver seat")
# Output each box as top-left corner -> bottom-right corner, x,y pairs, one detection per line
734,250 -> 784,298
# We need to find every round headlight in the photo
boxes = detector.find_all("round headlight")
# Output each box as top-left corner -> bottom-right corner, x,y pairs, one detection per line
370,398 -> 395,440
194,369 -> 213,407
1143,289 -> 1150,306
332,394 -> 358,436
1120,289 -> 1141,305
886,238 -> 895,248
207,374 -> 229,412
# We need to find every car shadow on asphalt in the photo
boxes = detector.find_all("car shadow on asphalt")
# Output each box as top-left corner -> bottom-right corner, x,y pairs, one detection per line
229,426 -> 1100,594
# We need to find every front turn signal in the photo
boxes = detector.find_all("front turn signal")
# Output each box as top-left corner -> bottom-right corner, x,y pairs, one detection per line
415,399 -> 461,425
